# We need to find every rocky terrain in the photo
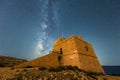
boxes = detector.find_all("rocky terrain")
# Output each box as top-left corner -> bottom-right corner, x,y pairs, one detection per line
0,66 -> 120,80
0,56 -> 27,67
0,56 -> 120,80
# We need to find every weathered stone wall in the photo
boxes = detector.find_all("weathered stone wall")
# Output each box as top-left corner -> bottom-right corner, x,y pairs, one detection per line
53,35 -> 104,73
15,52 -> 61,68
72,35 -> 104,73
53,35 -> 80,67
78,53 -> 104,73
73,37 -> 96,56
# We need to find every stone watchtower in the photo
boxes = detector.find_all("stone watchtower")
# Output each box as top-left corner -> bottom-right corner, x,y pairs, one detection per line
53,35 -> 104,73
16,35 -> 104,74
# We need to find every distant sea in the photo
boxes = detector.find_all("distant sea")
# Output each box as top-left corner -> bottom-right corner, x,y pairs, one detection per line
102,66 -> 120,75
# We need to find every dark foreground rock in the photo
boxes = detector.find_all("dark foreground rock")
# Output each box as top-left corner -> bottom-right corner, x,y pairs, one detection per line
0,67 -> 120,80
12,70 -> 104,80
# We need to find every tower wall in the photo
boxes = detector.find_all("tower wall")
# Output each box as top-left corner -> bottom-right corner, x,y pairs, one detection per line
15,52 -> 61,68
53,36 -> 80,67
73,37 -> 104,73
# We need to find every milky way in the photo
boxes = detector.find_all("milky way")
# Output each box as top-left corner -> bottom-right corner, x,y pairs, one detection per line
35,0 -> 57,57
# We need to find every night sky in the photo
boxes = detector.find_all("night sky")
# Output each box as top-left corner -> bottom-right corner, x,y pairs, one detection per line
0,0 -> 120,65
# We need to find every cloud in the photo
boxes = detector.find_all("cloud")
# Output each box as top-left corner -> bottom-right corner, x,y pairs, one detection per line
41,23 -> 48,30
37,41 -> 43,52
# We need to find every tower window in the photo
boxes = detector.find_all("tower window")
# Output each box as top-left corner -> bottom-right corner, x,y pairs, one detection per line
58,56 -> 62,61
85,46 -> 88,51
60,48 -> 63,54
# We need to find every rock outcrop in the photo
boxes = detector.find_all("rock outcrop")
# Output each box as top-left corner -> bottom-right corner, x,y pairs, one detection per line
0,67 -> 120,80
0,56 -> 27,67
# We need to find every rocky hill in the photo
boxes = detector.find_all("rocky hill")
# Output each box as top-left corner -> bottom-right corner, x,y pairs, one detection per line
0,56 -> 27,67
0,66 -> 120,80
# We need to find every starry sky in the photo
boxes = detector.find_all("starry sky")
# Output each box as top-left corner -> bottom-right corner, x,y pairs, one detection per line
0,0 -> 120,65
